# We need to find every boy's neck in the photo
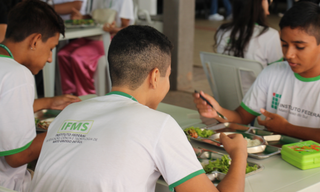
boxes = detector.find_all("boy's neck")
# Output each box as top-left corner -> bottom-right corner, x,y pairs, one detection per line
110,86 -> 158,109
0,41 -> 27,64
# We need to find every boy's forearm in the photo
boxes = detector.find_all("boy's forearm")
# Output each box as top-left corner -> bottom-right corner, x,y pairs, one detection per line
54,1 -> 82,15
218,106 -> 255,125
216,153 -> 247,192
283,123 -> 320,142
5,132 -> 47,168
33,98 -> 53,112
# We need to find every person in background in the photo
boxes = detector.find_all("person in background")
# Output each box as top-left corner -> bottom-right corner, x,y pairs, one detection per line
208,0 -> 232,21
57,0 -> 134,96
194,2 -> 320,143
0,0 -> 80,191
0,0 -> 81,111
31,25 -> 248,192
48,0 -> 87,20
214,0 -> 283,95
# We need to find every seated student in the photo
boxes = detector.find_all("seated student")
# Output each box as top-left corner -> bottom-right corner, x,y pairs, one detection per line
215,0 -> 283,94
50,0 -> 87,21
194,1 -> 320,143
0,1 -> 80,191
58,0 -> 134,96
30,25 -> 248,192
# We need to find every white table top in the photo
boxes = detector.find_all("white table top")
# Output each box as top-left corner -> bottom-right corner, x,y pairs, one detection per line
156,103 -> 320,192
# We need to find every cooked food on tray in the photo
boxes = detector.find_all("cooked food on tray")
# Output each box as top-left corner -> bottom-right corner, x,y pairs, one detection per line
35,118 -> 54,130
184,126 -> 215,138
66,19 -> 95,25
245,137 -> 262,147
201,155 -> 258,174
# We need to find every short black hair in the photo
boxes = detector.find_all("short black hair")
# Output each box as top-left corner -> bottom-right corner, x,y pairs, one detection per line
108,25 -> 173,90
280,1 -> 320,44
6,0 -> 65,42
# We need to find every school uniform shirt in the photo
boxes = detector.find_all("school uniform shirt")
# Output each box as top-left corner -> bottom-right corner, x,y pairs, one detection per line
91,0 -> 135,26
216,25 -> 283,95
242,61 -> 320,128
52,0 -> 87,20
30,92 -> 204,192
0,55 -> 36,192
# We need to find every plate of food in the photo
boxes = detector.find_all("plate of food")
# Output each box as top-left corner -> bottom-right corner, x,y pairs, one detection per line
64,19 -> 97,29
34,109 -> 61,131
194,148 -> 262,181
184,125 -> 267,154
35,117 -> 55,130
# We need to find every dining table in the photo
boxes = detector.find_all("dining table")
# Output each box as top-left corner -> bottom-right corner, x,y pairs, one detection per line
42,26 -> 111,97
155,103 -> 320,192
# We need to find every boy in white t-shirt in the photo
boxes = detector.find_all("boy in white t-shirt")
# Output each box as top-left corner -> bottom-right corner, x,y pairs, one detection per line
194,2 -> 320,143
0,1 -> 80,191
31,25 -> 248,192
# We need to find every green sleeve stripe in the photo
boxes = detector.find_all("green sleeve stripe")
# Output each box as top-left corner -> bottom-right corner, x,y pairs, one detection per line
168,169 -> 205,191
240,102 -> 260,116
0,140 -> 33,156
267,57 -> 284,65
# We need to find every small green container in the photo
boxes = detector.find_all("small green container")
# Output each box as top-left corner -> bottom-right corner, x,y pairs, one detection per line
281,140 -> 320,170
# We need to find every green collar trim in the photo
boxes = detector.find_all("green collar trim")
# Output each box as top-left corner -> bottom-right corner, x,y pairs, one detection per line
168,169 -> 205,191
0,44 -> 14,59
267,57 -> 284,65
294,73 -> 320,82
0,55 -> 13,59
106,91 -> 137,102
0,140 -> 33,156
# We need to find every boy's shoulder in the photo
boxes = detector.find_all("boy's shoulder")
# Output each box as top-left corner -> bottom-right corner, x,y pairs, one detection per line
0,57 -> 32,77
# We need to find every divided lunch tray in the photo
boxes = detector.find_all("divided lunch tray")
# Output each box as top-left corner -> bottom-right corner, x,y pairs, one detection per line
194,147 -> 263,181
186,123 -> 302,159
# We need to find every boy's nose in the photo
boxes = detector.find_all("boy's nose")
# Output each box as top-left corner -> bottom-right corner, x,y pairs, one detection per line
47,52 -> 53,63
285,47 -> 295,59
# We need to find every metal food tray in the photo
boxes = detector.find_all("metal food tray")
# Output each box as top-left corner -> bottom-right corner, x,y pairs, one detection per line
186,123 -> 302,159
194,148 -> 263,181
34,109 -> 61,131
187,128 -> 267,154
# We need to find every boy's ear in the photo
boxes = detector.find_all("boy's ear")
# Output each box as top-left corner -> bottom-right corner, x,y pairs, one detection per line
149,68 -> 160,89
29,33 -> 42,50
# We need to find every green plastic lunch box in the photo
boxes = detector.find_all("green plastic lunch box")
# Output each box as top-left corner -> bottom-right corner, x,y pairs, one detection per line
281,140 -> 320,170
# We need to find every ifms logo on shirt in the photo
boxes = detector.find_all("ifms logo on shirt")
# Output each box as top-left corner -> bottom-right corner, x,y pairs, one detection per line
271,92 -> 281,109
57,120 -> 93,134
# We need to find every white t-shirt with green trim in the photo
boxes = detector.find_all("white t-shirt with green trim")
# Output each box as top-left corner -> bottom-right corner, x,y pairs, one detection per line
216,25 -> 283,95
242,61 -> 320,128
31,92 -> 204,192
0,56 -> 36,191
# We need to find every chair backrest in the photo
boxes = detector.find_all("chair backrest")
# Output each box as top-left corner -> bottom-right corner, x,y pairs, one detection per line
200,52 -> 264,110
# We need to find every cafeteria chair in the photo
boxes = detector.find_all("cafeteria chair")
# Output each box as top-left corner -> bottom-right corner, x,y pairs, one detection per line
200,52 -> 263,111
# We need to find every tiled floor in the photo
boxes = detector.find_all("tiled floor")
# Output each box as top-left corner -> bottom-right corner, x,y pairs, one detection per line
162,12 -> 282,110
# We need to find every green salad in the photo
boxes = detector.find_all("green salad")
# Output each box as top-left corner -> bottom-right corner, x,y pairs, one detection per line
184,126 -> 215,138
202,155 -> 259,174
